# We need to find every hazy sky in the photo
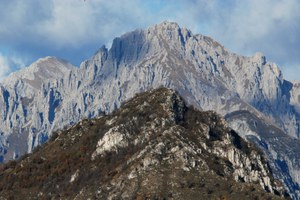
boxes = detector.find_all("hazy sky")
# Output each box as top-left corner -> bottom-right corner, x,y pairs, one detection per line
0,0 -> 300,81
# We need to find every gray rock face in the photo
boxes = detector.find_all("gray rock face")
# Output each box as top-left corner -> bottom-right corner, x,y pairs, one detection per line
0,21 -> 300,198
0,57 -> 74,160
0,88 -> 287,199
226,110 -> 300,199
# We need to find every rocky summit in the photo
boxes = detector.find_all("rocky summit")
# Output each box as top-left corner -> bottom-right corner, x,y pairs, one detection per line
0,88 -> 289,199
1,21 -> 300,198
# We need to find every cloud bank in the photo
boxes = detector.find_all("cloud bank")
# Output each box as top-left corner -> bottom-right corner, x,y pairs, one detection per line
0,0 -> 300,81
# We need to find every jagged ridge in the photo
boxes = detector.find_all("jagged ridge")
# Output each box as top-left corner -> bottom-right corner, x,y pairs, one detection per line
0,21 -> 300,198
0,88 -> 288,199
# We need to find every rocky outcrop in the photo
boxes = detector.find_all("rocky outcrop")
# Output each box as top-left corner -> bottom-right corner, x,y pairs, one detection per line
0,21 -> 299,198
0,88 -> 288,199
226,110 -> 300,199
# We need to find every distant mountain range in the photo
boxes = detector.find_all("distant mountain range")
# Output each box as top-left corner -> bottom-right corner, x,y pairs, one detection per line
0,21 -> 300,198
0,88 -> 288,199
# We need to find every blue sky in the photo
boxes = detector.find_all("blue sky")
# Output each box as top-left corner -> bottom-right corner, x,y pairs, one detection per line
0,0 -> 300,81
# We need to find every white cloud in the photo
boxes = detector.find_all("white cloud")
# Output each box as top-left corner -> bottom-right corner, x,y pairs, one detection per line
2,0 -> 149,49
0,55 -> 10,80
0,54 -> 25,81
217,0 -> 300,52
0,0 -> 154,70
0,0 -> 300,81
165,0 -> 300,81
0,0 -> 144,47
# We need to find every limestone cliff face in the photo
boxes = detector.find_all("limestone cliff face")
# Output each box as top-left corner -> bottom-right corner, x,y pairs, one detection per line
0,88 -> 288,199
0,57 -> 74,160
226,110 -> 300,199
0,21 -> 299,198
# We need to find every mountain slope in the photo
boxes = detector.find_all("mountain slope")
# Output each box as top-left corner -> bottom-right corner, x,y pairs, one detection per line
226,110 -> 300,199
0,88 -> 288,199
2,56 -> 74,90
2,22 -> 296,157
0,56 -> 75,161
37,21 -> 298,139
0,21 -> 300,198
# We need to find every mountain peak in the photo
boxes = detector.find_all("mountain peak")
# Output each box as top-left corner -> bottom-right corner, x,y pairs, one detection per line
154,21 -> 181,29
2,56 -> 75,89
0,21 -> 299,198
148,21 -> 193,41
102,21 -> 193,70
29,56 -> 74,72
253,52 -> 266,65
